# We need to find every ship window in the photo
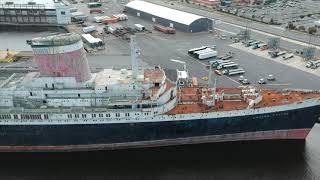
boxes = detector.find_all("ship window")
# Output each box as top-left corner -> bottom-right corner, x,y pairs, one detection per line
106,114 -> 110,117
75,114 -> 79,118
61,11 -> 65,15
45,83 -> 48,88
68,114 -> 72,118
155,83 -> 160,87
116,113 -> 120,117
82,114 -> 87,118
43,100 -> 47,104
91,114 -> 96,118
14,115 -> 18,119
30,92 -> 33,96
52,84 -> 54,89
45,94 -> 48,97
44,114 -> 49,119
125,113 -> 129,117
99,114 -> 103,117
105,86 -> 107,91
78,94 -> 80,97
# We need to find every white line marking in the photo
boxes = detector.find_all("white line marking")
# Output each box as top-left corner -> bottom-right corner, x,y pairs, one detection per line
215,28 -> 237,35
220,21 -> 320,50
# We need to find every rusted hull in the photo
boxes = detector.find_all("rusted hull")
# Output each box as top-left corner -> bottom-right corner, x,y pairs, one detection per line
0,128 -> 312,152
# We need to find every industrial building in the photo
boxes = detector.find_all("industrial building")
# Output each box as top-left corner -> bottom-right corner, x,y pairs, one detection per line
0,0 -> 71,25
125,0 -> 213,33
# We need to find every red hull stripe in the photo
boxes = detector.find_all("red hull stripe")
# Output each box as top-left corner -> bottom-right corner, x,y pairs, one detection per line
0,128 -> 311,152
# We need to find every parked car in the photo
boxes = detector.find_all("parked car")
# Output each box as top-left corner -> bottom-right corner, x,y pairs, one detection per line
241,79 -> 250,85
238,75 -> 245,82
267,74 -> 275,81
258,78 -> 266,84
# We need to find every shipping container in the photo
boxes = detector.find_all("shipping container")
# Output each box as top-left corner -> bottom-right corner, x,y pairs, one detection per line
83,25 -> 96,33
81,34 -> 104,48
90,9 -> 103,14
112,14 -> 128,21
93,16 -> 110,23
134,24 -> 145,31
154,24 -> 176,34
87,2 -> 102,8
101,17 -> 119,24
70,7 -> 78,12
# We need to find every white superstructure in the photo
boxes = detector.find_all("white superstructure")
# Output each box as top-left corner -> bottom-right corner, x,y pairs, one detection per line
0,0 -> 71,25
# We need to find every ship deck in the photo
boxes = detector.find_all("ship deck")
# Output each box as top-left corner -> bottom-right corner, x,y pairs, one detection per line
167,87 -> 320,115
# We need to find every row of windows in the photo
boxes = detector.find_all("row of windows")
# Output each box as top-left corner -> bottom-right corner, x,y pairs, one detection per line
66,112 -> 154,119
0,114 -> 49,120
0,114 -> 10,119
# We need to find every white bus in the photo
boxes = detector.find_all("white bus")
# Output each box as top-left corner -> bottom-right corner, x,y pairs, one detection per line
188,46 -> 207,55
198,51 -> 218,60
81,34 -> 104,48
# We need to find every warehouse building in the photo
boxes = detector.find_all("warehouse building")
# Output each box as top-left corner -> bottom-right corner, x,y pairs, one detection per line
0,0 -> 71,25
125,0 -> 213,33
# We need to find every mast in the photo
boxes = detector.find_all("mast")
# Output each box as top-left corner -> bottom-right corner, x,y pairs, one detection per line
130,35 -> 139,79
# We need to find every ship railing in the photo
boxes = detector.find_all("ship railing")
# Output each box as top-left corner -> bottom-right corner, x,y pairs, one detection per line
282,88 -> 320,93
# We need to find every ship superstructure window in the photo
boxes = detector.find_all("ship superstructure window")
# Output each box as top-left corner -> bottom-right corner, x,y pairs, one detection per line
30,92 -> 33,96
75,114 -> 79,118
106,114 -> 110,117
0,114 -> 11,119
78,94 -> 80,97
44,114 -> 49,119
116,113 -> 120,117
13,115 -> 18,119
82,114 -> 87,118
99,114 -> 103,117
125,113 -> 129,117
68,114 -> 72,118
20,114 -> 42,120
92,114 -> 96,118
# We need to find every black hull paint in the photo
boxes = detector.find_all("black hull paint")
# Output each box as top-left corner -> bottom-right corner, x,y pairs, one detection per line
0,105 -> 319,151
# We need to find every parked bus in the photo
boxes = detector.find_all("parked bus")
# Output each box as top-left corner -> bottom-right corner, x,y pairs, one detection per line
188,46 -> 207,55
81,34 -> 104,48
198,51 -> 218,60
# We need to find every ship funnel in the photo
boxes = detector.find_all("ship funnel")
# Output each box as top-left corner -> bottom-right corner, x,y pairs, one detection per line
29,33 -> 91,82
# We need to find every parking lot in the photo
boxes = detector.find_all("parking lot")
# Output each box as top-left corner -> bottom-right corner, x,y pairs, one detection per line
219,0 -> 320,30
2,0 -> 320,91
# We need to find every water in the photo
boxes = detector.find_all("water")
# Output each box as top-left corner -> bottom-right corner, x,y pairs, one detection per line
0,124 -> 317,180
0,26 -> 66,51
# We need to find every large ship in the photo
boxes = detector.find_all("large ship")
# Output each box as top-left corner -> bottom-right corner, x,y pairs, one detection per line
0,33 -> 319,152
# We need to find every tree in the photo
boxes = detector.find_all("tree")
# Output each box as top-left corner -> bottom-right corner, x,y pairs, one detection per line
287,22 -> 296,30
270,18 -> 274,24
298,25 -> 305,31
308,27 -> 317,34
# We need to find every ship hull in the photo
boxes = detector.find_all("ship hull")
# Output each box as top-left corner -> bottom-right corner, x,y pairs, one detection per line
0,105 -> 319,152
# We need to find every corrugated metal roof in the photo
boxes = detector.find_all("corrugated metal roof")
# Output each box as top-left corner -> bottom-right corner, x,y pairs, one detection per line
125,0 -> 205,25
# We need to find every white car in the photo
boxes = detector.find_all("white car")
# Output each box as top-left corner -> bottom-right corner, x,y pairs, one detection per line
267,74 -> 275,81
238,75 -> 245,82
241,79 -> 250,85
258,78 -> 266,84
220,35 -> 227,40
